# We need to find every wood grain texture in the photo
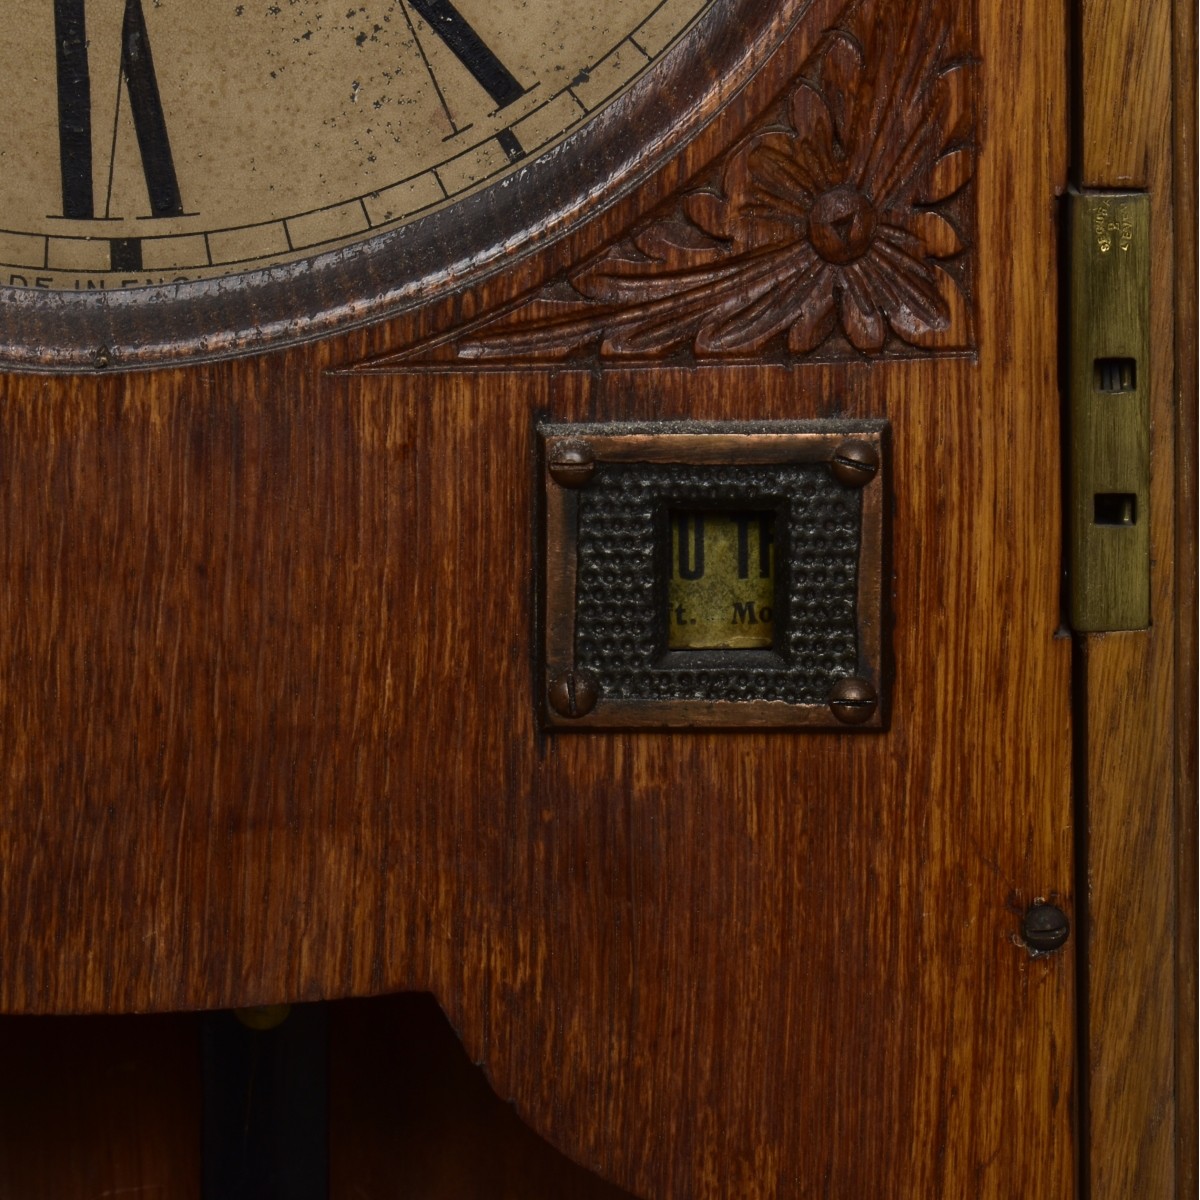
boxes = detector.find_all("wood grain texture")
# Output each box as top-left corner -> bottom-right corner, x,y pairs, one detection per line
1075,0 -> 1185,1193
1078,0 -> 1174,186
0,0 -> 1078,1195
1173,0 -> 1198,1192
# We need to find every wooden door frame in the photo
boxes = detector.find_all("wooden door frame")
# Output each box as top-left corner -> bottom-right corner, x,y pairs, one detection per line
1075,0 -> 1196,1195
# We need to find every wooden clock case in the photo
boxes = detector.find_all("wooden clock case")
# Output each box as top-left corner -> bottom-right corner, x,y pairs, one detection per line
0,0 -> 1193,1196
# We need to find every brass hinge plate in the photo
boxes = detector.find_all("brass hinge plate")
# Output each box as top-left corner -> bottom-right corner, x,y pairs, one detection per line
1068,190 -> 1151,632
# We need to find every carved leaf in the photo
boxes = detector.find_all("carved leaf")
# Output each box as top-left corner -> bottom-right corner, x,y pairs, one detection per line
911,211 -> 965,258
921,148 -> 974,203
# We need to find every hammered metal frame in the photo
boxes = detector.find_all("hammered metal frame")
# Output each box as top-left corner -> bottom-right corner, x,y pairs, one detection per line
540,422 -> 889,730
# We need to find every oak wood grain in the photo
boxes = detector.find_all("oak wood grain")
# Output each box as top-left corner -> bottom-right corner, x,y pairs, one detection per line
1172,6 -> 1198,1199
1074,0 -> 1191,1195
1078,0 -> 1173,186
0,0 -> 1083,1195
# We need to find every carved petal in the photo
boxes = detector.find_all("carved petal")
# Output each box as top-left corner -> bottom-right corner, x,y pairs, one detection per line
821,32 -> 866,149
787,269 -> 838,353
838,266 -> 887,352
457,302 -> 609,361
683,190 -> 734,239
909,211 -> 965,258
935,62 -> 978,147
747,143 -> 821,214
920,148 -> 975,203
601,285 -> 748,357
888,260 -> 970,350
788,81 -> 841,183
724,132 -> 821,241
867,238 -> 951,334
632,217 -> 728,262
860,238 -> 968,351
602,305 -> 717,357
571,255 -> 747,306
695,245 -> 823,353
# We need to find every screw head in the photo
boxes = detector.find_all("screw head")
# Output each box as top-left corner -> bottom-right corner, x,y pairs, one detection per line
830,440 -> 880,487
234,1004 -> 292,1031
548,669 -> 599,718
547,440 -> 596,489
828,677 -> 878,725
1022,903 -> 1070,954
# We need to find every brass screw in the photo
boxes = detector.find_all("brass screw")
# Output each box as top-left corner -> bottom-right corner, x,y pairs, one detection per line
547,440 -> 596,488
234,1004 -> 291,1031
548,669 -> 599,718
830,440 -> 880,487
828,677 -> 878,725
1022,903 -> 1071,954
93,346 -> 112,370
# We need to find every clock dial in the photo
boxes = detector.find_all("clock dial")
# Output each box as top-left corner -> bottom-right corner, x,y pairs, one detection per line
0,0 -> 715,288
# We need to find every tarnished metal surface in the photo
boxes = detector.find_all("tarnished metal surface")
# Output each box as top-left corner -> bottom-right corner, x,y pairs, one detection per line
541,422 -> 889,730
1068,190 -> 1151,631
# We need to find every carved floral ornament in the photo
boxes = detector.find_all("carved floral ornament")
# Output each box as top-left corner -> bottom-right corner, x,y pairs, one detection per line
382,0 -> 977,366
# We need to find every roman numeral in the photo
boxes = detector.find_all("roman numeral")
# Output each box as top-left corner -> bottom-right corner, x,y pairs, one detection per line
119,0 -> 183,217
408,0 -> 525,111
54,0 -> 183,220
54,0 -> 94,219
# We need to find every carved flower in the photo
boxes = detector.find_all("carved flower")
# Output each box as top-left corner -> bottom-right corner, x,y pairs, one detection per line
442,0 -> 975,363
676,25 -> 974,355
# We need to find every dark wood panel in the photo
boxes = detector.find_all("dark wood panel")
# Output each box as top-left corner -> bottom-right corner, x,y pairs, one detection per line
1171,3 -> 1198,1197
0,1013 -> 201,1200
330,993 -> 637,1199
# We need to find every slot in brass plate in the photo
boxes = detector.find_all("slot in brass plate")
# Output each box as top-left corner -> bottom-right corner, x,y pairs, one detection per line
1068,191 -> 1151,631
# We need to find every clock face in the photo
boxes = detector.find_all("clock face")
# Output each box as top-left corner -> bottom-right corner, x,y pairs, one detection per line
0,0 -> 714,289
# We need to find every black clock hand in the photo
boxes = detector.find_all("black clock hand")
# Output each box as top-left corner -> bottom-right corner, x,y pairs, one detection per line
54,0 -> 182,221
120,0 -> 183,217
54,0 -> 94,218
408,0 -> 525,110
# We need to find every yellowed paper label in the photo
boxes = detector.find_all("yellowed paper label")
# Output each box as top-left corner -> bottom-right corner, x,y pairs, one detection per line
668,511 -> 775,650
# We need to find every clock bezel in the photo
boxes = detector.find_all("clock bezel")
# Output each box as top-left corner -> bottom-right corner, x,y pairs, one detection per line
0,0 -> 801,372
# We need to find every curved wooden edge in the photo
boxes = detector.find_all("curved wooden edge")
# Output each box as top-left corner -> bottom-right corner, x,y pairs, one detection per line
326,991 -> 640,1198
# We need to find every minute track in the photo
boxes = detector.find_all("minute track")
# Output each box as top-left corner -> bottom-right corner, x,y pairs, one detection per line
4,0 -> 719,295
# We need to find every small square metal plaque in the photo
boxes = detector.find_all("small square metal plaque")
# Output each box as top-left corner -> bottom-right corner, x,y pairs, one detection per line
540,423 -> 889,730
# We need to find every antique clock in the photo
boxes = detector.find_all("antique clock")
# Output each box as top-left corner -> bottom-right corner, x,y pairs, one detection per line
0,0 -> 1191,1197
0,0 -> 757,366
